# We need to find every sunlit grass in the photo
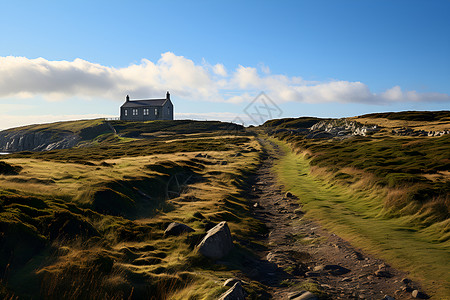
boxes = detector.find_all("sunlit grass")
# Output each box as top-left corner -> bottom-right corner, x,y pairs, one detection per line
271,138 -> 450,299
0,126 -> 266,299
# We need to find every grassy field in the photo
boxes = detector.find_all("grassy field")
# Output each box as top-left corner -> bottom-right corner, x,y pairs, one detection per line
0,119 -> 269,299
1,113 -> 448,298
271,139 -> 449,298
263,111 -> 449,298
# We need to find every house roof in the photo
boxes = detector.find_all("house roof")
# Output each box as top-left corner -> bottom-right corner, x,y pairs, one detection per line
121,99 -> 168,108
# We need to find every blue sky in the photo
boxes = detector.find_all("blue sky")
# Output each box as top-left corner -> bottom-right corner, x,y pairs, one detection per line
0,0 -> 449,129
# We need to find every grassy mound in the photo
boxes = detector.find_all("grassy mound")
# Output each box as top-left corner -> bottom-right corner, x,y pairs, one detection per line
0,161 -> 22,175
358,110 -> 450,122
262,117 -> 324,130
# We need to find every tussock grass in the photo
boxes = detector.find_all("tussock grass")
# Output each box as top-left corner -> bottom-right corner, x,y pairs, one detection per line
271,138 -> 450,298
0,126 -> 266,298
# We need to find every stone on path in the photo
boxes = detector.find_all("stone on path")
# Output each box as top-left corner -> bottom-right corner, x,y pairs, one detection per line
411,290 -> 429,299
374,269 -> 392,278
218,282 -> 245,300
323,264 -> 351,275
197,221 -> 233,259
401,277 -> 411,284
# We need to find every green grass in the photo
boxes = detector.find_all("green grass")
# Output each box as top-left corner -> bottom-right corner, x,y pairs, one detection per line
0,127 -> 267,299
358,110 -> 450,122
273,131 -> 449,230
271,138 -> 450,299
262,117 -> 324,129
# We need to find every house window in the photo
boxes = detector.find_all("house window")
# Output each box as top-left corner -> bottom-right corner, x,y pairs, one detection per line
124,109 -> 128,116
155,108 -> 158,115
143,108 -> 149,115
132,109 -> 138,116
167,107 -> 170,115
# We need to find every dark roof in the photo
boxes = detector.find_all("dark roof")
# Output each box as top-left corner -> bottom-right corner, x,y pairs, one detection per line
121,99 -> 168,108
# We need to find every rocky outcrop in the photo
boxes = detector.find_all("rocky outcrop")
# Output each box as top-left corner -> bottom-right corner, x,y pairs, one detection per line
0,121 -> 113,152
0,129 -> 80,152
392,127 -> 449,137
307,119 -> 380,139
197,221 -> 233,259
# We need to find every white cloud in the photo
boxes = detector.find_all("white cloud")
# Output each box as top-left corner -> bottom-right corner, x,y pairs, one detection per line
0,53 -> 449,106
212,63 -> 227,77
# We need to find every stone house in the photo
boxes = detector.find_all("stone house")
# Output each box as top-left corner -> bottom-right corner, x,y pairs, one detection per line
120,92 -> 174,121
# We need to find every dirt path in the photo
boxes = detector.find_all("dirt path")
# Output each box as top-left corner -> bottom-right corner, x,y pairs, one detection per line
245,138 -> 420,300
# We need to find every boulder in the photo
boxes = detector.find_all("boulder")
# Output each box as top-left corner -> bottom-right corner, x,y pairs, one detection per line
218,281 -> 245,300
197,221 -> 233,259
164,222 -> 195,237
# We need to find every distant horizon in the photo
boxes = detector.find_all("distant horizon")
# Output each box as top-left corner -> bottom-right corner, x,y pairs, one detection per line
1,108 -> 449,132
1,1 -> 449,130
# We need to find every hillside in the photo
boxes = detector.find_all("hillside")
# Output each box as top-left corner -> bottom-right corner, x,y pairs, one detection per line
0,119 -> 244,152
0,119 -> 267,299
0,111 -> 449,299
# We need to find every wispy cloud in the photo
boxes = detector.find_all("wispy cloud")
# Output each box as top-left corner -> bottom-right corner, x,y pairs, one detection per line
0,53 -> 449,105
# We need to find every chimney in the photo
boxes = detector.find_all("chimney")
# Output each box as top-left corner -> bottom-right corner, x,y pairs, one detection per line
166,91 -> 170,100
126,95 -> 130,102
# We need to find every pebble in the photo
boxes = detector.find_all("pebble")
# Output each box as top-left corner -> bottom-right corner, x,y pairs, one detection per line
374,269 -> 392,278
324,264 -> 351,275
285,191 -> 293,198
253,202 -> 262,208
411,290 -> 429,299
313,265 -> 324,271
383,296 -> 395,300
401,277 -> 411,284
305,271 -> 320,277
341,277 -> 352,282
401,285 -> 414,293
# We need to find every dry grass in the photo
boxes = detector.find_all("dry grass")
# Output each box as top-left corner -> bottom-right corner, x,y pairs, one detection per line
0,124 -> 267,299
351,116 -> 450,132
